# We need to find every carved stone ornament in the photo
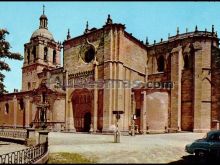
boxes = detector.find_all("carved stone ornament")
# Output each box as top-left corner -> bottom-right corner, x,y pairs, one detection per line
79,39 -> 96,63
193,41 -> 202,50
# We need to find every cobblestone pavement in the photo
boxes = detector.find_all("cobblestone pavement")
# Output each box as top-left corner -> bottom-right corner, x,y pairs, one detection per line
0,141 -> 27,155
48,132 -> 205,163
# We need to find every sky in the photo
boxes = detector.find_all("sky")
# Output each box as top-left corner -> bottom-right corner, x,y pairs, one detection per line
1,1 -> 220,92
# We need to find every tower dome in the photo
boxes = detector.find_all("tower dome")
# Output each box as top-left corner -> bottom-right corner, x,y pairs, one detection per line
31,28 -> 54,40
30,5 -> 54,40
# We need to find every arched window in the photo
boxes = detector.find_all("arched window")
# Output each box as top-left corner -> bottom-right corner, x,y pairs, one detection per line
53,50 -> 56,64
184,55 -> 189,69
27,49 -> 30,64
44,47 -> 48,62
28,82 -> 31,90
5,103 -> 9,114
84,47 -> 95,63
19,99 -> 24,110
157,55 -> 165,72
32,46 -> 37,61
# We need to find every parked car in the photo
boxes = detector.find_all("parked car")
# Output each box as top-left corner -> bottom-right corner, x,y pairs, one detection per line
185,130 -> 220,158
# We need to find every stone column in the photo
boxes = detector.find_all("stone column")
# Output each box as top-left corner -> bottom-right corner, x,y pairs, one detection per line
140,91 -> 147,134
93,88 -> 98,132
102,63 -> 113,132
65,70 -> 69,131
65,69 -> 76,132
67,99 -> 76,132
128,92 -> 133,134
93,61 -> 99,132
27,128 -> 35,138
102,83 -> 113,132
170,46 -> 183,131
193,42 -> 211,132
131,92 -> 136,115
25,96 -> 30,128
115,63 -> 125,130
38,130 -> 49,144
123,86 -> 130,132
13,95 -> 17,128
26,128 -> 36,146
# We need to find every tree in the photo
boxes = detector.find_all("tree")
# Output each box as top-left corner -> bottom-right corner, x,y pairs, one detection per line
0,28 -> 23,95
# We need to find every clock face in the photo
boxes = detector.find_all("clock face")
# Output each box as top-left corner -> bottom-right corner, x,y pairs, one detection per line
80,44 -> 95,63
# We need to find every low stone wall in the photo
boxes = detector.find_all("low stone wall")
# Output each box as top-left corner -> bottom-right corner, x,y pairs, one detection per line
0,129 -> 49,164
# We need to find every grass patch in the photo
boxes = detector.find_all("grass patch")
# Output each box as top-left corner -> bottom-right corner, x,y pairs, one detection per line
48,152 -> 97,164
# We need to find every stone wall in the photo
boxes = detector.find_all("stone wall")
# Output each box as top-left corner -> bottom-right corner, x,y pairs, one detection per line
181,69 -> 194,131
145,92 -> 168,133
0,94 -> 32,128
211,45 -> 220,129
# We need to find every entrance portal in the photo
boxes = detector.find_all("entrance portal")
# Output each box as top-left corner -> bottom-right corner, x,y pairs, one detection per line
84,112 -> 91,132
71,89 -> 93,132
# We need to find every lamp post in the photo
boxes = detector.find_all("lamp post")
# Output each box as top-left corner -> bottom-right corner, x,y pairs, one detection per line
112,110 -> 124,143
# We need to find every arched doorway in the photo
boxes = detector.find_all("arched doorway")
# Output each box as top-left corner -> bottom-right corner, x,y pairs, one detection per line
71,88 -> 93,132
84,112 -> 91,132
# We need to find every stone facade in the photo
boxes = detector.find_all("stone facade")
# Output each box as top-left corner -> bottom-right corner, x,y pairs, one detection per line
0,11 -> 65,131
0,11 -> 220,134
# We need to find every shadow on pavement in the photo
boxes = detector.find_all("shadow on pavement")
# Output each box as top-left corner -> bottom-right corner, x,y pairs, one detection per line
168,155 -> 220,164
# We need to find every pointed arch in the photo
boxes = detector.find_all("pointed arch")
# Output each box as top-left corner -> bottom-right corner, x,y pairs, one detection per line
28,82 -> 31,90
183,54 -> 189,69
157,55 -> 165,72
27,49 -> 30,64
53,50 -> 56,64
32,46 -> 37,61
44,47 -> 48,62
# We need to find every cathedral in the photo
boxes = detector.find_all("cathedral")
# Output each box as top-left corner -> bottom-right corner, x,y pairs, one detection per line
0,9 -> 220,134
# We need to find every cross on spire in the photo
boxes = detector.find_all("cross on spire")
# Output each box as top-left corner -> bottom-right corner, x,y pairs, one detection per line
43,4 -> 45,15
39,5 -> 48,29
86,21 -> 89,30
84,21 -> 89,34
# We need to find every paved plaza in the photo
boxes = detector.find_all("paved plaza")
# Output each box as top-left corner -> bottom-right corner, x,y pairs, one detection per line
48,132 -> 205,163
0,141 -> 27,155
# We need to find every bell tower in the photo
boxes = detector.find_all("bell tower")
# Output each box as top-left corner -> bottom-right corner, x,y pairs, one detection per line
22,6 -> 62,91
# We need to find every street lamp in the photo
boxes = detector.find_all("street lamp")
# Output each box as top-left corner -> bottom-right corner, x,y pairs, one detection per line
112,110 -> 124,143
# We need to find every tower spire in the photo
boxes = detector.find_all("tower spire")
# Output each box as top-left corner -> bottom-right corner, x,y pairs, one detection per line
212,25 -> 215,34
106,14 -> 113,25
39,5 -> 48,29
67,29 -> 71,40
43,4 -> 45,15
86,21 -> 89,30
145,36 -> 149,45
84,21 -> 89,34
177,27 -> 179,35
195,25 -> 198,32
